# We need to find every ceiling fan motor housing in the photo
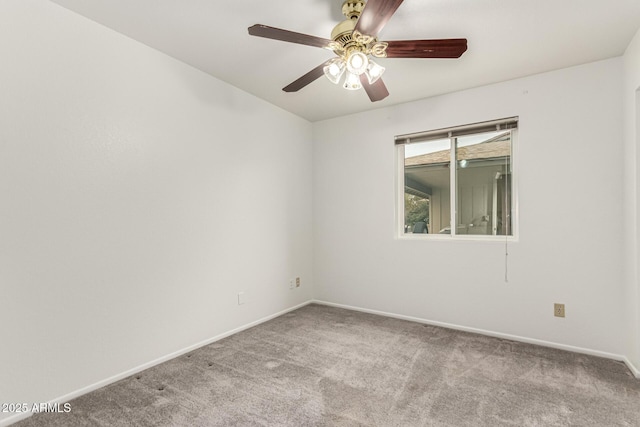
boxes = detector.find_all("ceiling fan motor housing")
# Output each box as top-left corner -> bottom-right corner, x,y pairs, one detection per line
331,1 -> 365,46
331,19 -> 356,46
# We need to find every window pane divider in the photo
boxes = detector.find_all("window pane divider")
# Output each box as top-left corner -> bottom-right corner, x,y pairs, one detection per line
449,134 -> 457,237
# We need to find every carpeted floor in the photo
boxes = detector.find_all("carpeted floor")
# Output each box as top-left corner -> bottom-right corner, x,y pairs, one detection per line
14,304 -> 640,426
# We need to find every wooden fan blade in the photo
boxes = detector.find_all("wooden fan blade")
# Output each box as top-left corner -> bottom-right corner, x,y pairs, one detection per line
385,39 -> 468,58
283,62 -> 328,92
355,0 -> 404,38
248,24 -> 334,49
360,74 -> 389,102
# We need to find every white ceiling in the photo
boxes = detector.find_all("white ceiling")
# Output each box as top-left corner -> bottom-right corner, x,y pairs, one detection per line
50,0 -> 640,122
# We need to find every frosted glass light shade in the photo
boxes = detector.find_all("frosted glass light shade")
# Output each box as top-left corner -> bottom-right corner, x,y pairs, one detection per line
343,71 -> 362,90
365,60 -> 385,84
323,58 -> 346,84
346,51 -> 369,75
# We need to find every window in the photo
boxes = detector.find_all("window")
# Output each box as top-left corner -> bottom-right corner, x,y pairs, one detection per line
396,118 -> 517,238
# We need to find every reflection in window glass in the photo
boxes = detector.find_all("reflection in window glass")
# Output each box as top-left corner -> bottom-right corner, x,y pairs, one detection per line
404,138 -> 450,234
456,132 -> 512,235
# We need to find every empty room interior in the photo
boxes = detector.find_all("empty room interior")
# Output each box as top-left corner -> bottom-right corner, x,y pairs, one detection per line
3,0 -> 640,425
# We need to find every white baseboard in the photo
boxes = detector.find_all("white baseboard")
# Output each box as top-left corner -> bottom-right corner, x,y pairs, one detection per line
311,299 -> 640,379
0,300 -> 314,427
3,298 -> 637,427
623,356 -> 640,378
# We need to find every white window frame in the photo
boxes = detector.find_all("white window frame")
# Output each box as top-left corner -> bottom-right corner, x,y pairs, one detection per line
396,118 -> 519,241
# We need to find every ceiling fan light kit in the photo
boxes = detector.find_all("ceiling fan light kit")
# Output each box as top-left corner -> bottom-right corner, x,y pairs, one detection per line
324,0 -> 388,89
248,0 -> 467,102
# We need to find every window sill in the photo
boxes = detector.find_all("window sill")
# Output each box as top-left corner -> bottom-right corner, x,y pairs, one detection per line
397,233 -> 519,242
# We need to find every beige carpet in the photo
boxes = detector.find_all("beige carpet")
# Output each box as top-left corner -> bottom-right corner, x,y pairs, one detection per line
15,304 -> 640,426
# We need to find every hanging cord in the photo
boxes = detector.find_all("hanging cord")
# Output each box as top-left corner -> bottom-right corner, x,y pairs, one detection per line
504,228 -> 509,282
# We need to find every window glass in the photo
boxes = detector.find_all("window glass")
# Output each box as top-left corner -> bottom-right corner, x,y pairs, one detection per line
455,131 -> 512,235
404,138 -> 450,234
397,119 -> 516,239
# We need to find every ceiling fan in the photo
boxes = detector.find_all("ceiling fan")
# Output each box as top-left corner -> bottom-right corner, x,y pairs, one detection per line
248,0 -> 467,102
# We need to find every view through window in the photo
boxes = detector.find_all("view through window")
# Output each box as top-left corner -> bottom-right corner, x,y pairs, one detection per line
398,119 -> 516,238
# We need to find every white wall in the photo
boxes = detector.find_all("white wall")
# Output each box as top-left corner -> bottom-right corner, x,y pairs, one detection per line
0,1 -> 313,423
623,28 -> 640,371
313,58 -> 627,358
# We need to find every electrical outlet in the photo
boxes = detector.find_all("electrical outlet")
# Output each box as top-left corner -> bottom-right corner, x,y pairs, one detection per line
238,292 -> 246,305
296,277 -> 300,287
554,303 -> 565,318
289,279 -> 295,290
